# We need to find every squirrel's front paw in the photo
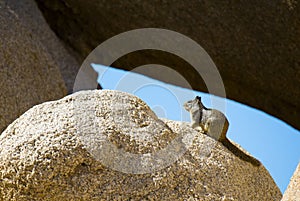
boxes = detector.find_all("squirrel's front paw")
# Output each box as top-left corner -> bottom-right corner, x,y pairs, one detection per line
192,125 -> 204,133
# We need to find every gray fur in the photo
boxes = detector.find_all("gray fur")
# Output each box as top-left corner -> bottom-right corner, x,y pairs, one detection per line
183,96 -> 260,166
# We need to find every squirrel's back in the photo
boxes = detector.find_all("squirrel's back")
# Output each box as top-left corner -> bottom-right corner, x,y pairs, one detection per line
202,109 -> 229,141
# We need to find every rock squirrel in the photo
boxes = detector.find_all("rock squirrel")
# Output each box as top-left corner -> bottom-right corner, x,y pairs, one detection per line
184,96 -> 260,166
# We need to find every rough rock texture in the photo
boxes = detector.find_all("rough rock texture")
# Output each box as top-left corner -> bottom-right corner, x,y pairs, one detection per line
3,0 -> 81,93
282,162 -> 300,201
0,90 -> 281,200
35,0 -> 300,131
0,0 -> 81,133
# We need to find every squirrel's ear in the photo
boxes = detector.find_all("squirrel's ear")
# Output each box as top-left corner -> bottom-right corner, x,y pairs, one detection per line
196,96 -> 201,101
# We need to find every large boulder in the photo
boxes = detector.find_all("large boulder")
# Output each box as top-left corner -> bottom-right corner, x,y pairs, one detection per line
0,0 -> 81,133
35,0 -> 300,131
0,90 -> 281,200
282,162 -> 300,201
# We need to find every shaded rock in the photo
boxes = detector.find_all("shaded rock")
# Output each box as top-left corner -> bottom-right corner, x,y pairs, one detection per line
5,0 -> 81,93
282,162 -> 300,201
0,90 -> 281,200
0,0 -> 81,133
72,62 -> 100,92
35,0 -> 300,131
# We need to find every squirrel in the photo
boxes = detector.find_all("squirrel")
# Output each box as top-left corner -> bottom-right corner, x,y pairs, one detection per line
184,96 -> 260,166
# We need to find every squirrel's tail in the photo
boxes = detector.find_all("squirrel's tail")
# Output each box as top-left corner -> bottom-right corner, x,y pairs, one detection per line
221,138 -> 261,167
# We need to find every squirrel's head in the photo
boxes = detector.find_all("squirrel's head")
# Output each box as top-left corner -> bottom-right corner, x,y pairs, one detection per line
183,96 -> 202,111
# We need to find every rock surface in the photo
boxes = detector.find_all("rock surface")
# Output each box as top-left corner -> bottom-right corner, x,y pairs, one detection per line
35,0 -> 300,131
282,162 -> 300,201
0,0 -> 81,133
0,90 -> 281,200
4,0 -> 81,93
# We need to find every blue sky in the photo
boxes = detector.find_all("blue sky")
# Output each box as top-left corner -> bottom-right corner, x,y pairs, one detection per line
92,64 -> 300,193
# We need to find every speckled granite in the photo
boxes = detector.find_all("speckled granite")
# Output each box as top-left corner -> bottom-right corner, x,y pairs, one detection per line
282,162 -> 300,201
0,0 -> 81,133
0,90 -> 281,200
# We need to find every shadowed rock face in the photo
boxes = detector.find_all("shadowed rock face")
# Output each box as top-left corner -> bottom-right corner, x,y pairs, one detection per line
0,90 -> 281,200
35,0 -> 300,131
0,0 -> 72,133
